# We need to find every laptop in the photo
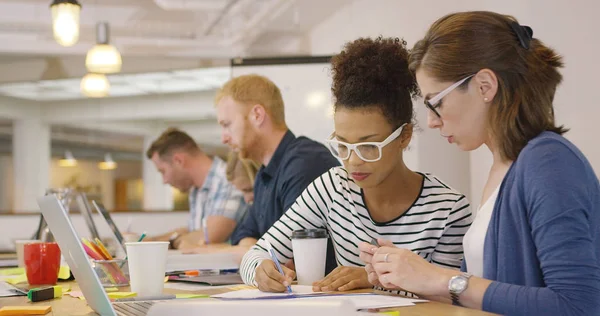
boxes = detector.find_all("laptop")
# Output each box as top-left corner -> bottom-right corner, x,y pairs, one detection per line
36,195 -> 181,316
36,196 -> 358,316
92,200 -> 126,254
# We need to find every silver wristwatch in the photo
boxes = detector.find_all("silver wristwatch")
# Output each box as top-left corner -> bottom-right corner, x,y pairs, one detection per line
448,272 -> 472,305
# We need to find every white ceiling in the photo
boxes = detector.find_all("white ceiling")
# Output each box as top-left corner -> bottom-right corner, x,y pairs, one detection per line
0,0 -> 347,58
0,0 -> 349,152
0,66 -> 230,100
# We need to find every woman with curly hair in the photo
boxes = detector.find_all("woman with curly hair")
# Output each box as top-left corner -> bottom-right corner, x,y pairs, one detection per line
238,36 -> 473,294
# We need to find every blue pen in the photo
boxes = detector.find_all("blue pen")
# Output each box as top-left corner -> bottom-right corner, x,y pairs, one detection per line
264,240 -> 292,294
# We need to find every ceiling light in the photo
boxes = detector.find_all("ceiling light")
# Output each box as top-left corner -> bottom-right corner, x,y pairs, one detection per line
81,73 -> 110,97
86,22 -> 122,74
98,153 -> 117,170
50,0 -> 81,47
59,150 -> 77,167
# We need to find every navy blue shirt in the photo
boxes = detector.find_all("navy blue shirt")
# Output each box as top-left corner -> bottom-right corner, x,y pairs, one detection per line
231,130 -> 340,271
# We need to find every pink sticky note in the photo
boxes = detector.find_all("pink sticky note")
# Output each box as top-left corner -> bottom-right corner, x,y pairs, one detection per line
68,291 -> 85,299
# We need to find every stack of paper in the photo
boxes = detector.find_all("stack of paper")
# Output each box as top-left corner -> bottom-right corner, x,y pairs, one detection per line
212,285 -> 427,310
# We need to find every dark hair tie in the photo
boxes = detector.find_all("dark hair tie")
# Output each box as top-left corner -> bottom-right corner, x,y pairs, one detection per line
510,21 -> 533,49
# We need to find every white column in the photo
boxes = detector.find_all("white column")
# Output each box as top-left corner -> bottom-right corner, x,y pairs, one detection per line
99,168 -> 115,211
13,118 -> 50,212
142,136 -> 173,211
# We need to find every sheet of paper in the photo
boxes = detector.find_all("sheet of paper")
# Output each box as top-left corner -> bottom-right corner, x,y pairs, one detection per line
292,294 -> 427,310
212,285 -> 427,310
164,282 -> 234,291
211,285 -> 321,299
0,281 -> 25,297
175,293 -> 209,299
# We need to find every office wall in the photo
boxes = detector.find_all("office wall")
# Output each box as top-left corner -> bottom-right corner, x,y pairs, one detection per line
309,0 -> 600,206
0,211 -> 188,252
0,157 -> 142,211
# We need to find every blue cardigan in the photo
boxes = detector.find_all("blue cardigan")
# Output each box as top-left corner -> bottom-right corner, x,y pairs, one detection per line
462,132 -> 600,315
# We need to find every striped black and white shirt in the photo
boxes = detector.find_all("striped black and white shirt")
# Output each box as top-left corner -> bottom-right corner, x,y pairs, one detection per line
240,167 -> 473,289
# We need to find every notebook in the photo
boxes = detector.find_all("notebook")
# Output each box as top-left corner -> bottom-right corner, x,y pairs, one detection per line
168,273 -> 244,286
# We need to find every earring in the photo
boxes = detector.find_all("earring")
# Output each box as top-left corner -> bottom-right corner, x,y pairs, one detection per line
484,97 -> 489,102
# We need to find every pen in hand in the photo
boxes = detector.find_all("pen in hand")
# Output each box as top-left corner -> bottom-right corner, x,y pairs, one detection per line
370,238 -> 380,247
264,240 -> 293,294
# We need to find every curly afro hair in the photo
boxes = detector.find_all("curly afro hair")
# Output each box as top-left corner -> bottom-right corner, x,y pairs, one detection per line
330,36 -> 419,128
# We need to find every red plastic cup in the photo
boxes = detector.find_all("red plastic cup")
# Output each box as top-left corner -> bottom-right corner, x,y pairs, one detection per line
24,242 -> 61,286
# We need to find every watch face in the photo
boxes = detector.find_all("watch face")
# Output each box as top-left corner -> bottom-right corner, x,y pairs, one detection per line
450,277 -> 468,291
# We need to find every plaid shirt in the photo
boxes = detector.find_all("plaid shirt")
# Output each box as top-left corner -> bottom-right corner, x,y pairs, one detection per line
188,156 -> 247,232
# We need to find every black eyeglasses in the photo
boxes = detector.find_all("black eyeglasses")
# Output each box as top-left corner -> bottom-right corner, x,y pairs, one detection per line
424,74 -> 475,118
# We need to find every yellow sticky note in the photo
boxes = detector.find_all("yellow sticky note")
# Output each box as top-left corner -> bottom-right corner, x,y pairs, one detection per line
379,312 -> 400,316
104,287 -> 119,292
0,305 -> 52,315
107,292 -> 137,299
175,293 -> 209,299
61,284 -> 71,293
0,267 -> 25,276
5,274 -> 27,285
164,276 -> 169,283
58,266 -> 70,280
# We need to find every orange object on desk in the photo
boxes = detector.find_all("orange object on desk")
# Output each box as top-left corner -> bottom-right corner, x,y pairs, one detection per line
0,306 -> 52,315
184,270 -> 199,276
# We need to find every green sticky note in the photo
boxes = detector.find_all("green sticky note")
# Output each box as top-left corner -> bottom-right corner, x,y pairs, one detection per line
379,312 -> 400,316
0,267 -> 25,276
104,287 -> 119,292
175,293 -> 209,299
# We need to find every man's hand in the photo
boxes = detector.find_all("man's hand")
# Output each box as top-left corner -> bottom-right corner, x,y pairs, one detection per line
312,266 -> 371,292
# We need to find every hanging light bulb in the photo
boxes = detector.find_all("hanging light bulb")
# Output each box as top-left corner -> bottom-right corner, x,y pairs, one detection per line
59,150 -> 77,167
50,0 -> 81,47
86,22 -> 122,74
98,153 -> 117,170
81,73 -> 110,97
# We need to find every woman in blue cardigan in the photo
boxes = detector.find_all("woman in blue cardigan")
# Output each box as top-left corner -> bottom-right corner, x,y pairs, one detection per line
359,11 -> 600,316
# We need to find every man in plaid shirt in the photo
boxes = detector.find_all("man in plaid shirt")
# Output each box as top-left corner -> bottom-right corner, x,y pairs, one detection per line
145,128 -> 247,249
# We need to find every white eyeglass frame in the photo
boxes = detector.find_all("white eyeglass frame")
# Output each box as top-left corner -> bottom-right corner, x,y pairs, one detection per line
325,123 -> 407,162
425,74 -> 475,118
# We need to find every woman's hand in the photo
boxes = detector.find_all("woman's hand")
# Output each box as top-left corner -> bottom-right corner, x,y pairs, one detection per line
255,260 -> 296,293
358,238 -> 395,289
371,246 -> 453,297
312,266 -> 371,292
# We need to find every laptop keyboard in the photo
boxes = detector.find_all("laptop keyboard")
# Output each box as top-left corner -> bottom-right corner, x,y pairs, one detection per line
113,301 -> 155,316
